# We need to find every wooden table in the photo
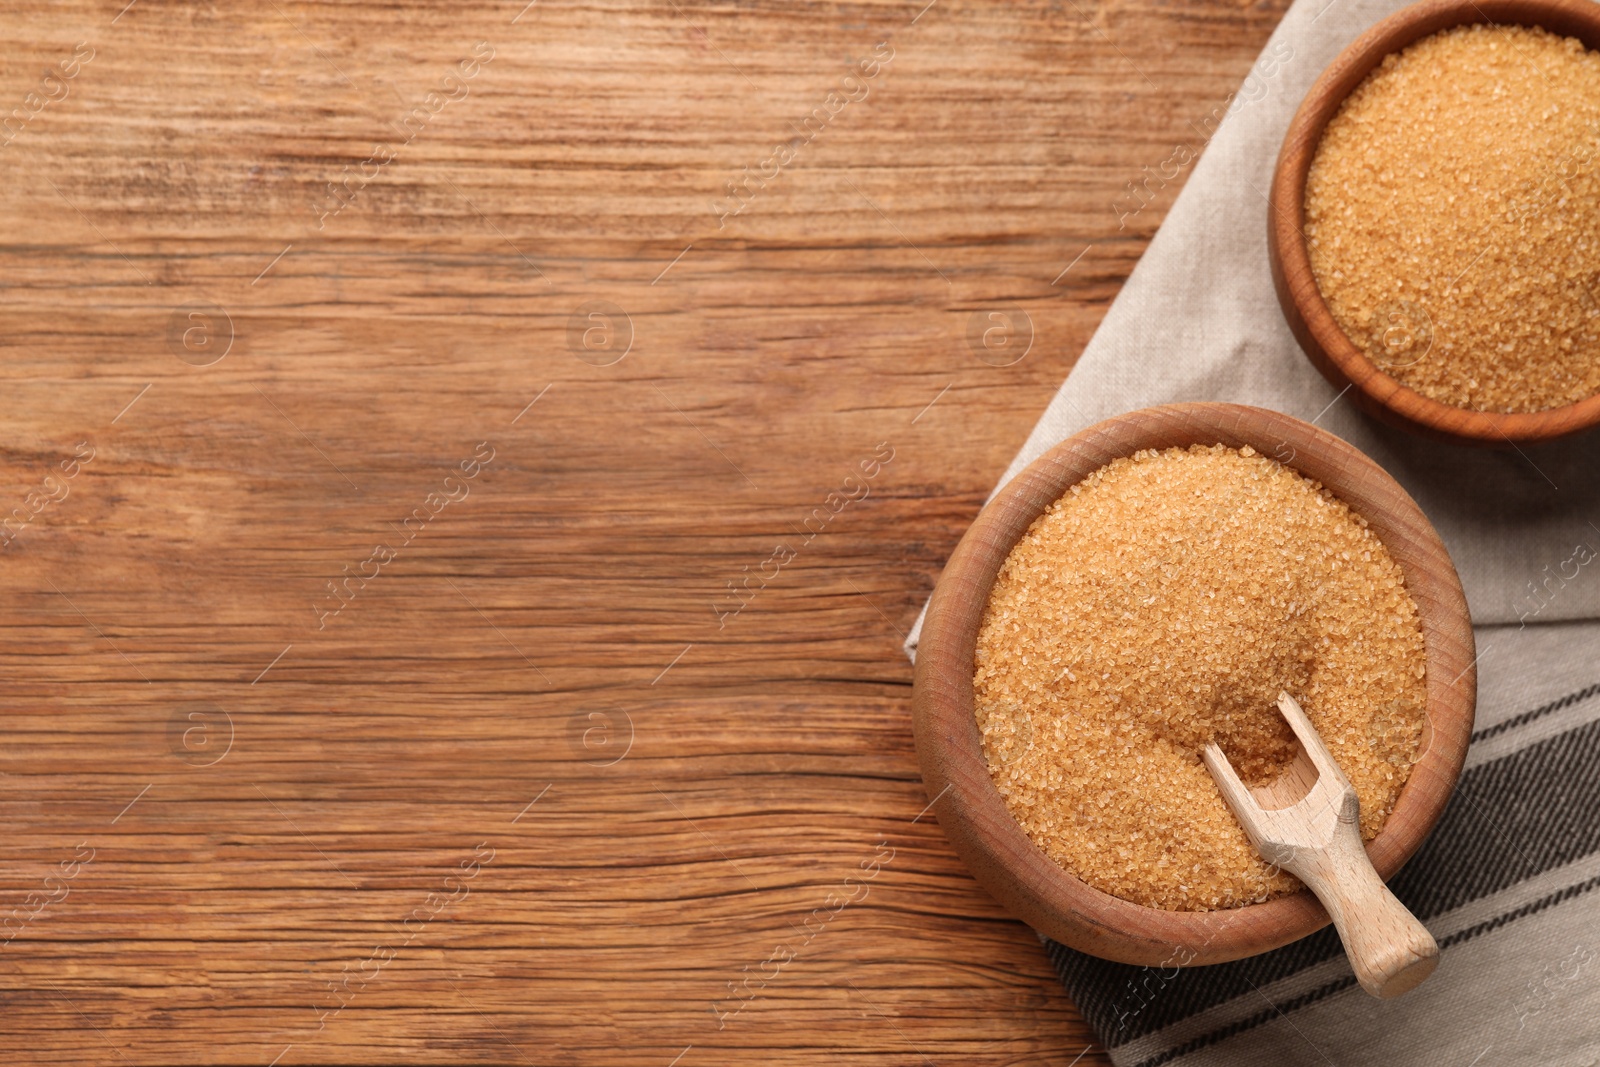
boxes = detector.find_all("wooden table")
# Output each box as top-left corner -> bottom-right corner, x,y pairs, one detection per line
0,0 -> 1290,1061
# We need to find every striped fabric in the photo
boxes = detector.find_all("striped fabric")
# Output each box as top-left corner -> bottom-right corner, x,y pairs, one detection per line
1045,622 -> 1600,1064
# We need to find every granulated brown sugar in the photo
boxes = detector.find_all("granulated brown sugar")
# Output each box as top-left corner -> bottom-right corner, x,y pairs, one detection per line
1304,23 -> 1600,413
973,445 -> 1427,911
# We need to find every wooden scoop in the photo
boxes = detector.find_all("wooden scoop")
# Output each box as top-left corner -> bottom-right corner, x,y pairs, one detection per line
1202,692 -> 1439,998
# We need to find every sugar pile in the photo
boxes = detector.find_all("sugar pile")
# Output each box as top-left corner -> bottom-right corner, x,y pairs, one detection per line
1305,23 -> 1600,413
973,445 -> 1427,910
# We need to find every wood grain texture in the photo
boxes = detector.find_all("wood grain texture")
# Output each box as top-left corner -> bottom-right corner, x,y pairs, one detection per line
1268,0 -> 1600,445
0,1 -> 1290,1062
912,404 -> 1474,967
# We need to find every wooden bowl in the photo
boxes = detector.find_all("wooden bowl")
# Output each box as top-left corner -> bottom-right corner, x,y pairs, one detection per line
1268,0 -> 1600,445
911,403 -> 1476,966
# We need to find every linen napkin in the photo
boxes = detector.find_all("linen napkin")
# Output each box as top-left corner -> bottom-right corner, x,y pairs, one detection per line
905,0 -> 1600,1061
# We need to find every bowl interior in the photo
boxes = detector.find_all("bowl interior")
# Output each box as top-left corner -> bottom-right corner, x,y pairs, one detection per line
1268,0 -> 1600,444
911,403 -> 1475,966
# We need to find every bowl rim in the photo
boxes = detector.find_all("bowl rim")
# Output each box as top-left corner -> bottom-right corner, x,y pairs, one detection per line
910,402 -> 1476,966
1268,0 -> 1600,445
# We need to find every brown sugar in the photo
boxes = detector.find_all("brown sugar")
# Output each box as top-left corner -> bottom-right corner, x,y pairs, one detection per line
1304,23 -> 1600,413
973,446 -> 1427,911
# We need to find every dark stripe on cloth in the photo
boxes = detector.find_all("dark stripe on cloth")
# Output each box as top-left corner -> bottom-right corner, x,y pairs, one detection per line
1119,872 -> 1600,1067
1044,683 -> 1600,1051
1470,682 -> 1600,743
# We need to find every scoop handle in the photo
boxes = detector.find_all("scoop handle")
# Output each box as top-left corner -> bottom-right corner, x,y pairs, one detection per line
1277,813 -> 1438,998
